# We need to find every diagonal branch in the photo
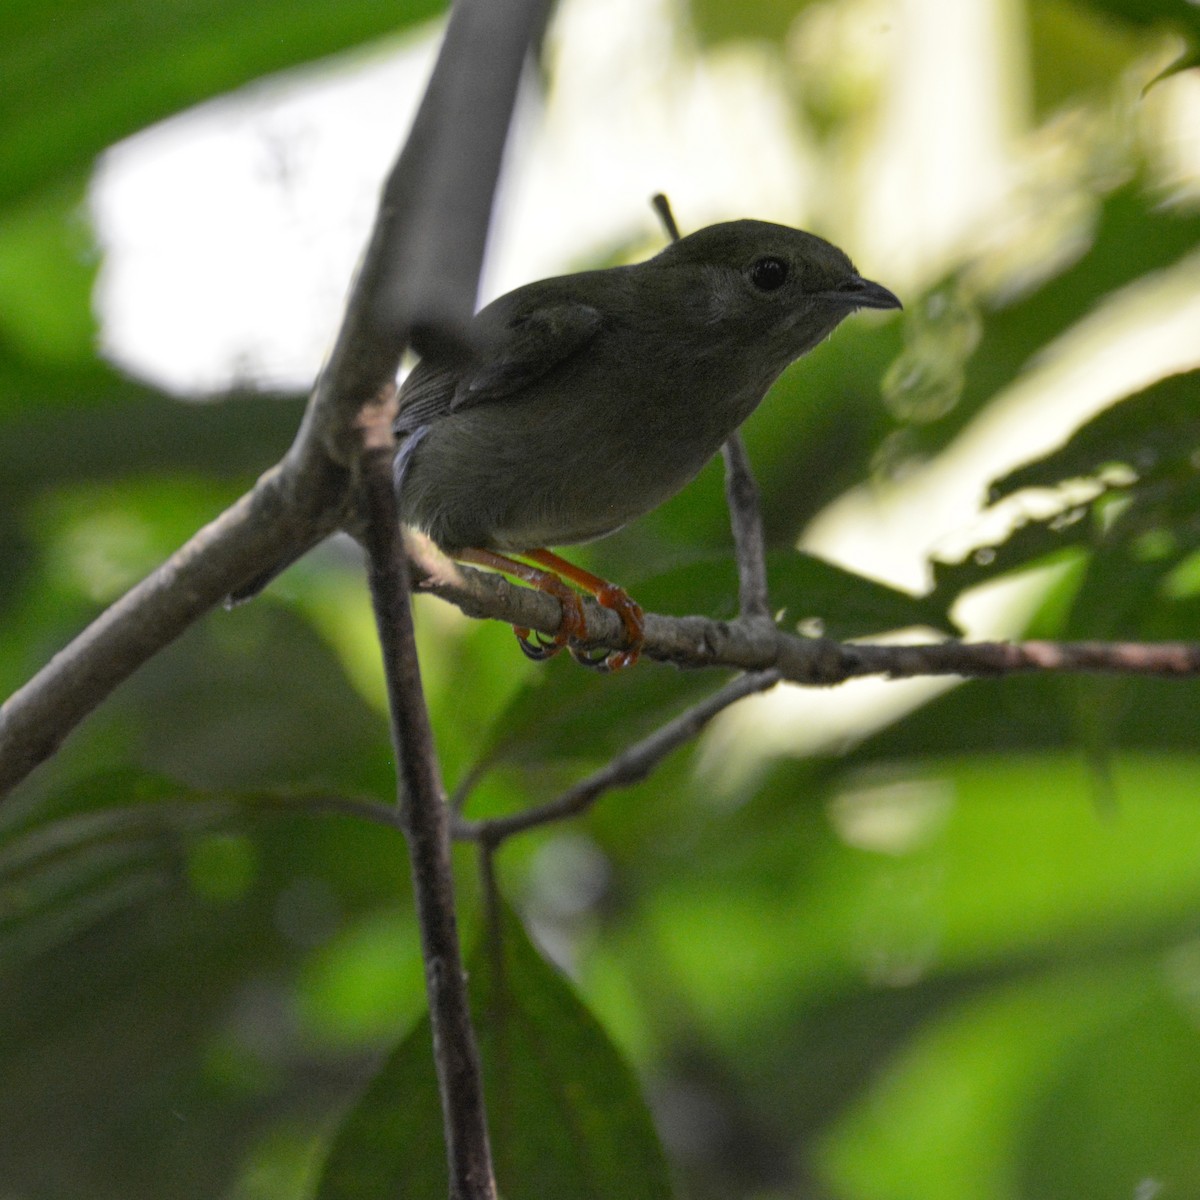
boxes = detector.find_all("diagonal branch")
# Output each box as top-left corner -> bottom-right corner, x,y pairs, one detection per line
0,466 -> 323,797
454,670 -> 782,846
0,0 -> 551,801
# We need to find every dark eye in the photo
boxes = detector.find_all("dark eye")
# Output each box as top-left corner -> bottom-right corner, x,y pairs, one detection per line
749,256 -> 789,292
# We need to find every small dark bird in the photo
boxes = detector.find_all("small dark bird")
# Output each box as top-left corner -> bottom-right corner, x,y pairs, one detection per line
394,218 -> 900,669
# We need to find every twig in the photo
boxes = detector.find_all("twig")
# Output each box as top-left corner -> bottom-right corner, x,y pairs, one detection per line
721,434 -> 771,621
651,192 -> 681,242
455,671 -> 782,846
358,392 -> 496,1200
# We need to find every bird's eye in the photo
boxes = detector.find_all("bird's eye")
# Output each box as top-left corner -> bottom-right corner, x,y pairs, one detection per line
749,257 -> 789,292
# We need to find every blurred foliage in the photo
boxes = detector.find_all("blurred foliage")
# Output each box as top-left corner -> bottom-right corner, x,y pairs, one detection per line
315,906 -> 672,1199
2,1 -> 1200,1199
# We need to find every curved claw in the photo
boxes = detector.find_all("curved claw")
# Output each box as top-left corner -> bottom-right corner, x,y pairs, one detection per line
603,647 -> 641,672
515,626 -> 563,661
460,547 -> 645,672
569,643 -> 615,670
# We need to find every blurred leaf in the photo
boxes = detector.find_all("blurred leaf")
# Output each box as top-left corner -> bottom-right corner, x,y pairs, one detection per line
470,654 -> 720,774
930,517 -> 1091,606
990,368 -> 1200,499
1,572 -> 392,796
295,908 -> 427,1051
1063,0 -> 1200,42
816,964 -> 1162,1200
1028,0 -> 1158,117
0,0 -> 446,210
1020,972 -> 1200,1200
128,603 -> 394,795
687,0 -> 820,46
0,353 -> 305,482
636,753 -> 1200,1045
0,182 -> 98,364
912,184 -> 1200,460
1143,43 -> 1200,92
0,770 -> 411,1200
633,549 -> 956,637
931,369 -> 1200,627
316,906 -> 672,1200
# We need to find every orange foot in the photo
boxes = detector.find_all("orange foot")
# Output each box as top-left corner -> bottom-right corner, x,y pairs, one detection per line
456,547 -> 645,671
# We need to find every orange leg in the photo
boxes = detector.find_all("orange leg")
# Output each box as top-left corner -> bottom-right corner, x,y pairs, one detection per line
457,547 -> 587,661
522,548 -> 645,671
455,547 -> 644,671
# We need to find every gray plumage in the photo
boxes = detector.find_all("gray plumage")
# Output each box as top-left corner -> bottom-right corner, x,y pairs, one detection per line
394,219 -> 900,553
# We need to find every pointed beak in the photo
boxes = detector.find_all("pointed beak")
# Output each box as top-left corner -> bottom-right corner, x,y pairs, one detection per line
836,275 -> 903,311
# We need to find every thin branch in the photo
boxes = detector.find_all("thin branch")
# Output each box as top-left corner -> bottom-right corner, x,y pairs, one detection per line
358,391 -> 496,1200
404,539 -> 1200,682
455,671 -> 782,846
650,192 -> 681,242
721,434 -> 771,621
0,465 -> 340,797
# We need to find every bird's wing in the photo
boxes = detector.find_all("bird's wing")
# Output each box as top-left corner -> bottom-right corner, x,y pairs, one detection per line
393,359 -> 459,435
393,298 -> 604,436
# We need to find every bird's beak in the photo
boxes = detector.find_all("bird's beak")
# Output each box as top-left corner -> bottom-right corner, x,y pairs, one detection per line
837,275 -> 903,311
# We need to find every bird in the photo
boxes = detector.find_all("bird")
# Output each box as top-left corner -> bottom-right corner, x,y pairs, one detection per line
393,218 -> 901,670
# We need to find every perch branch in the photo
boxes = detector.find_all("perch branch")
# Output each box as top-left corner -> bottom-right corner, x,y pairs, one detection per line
404,538 -> 1200,682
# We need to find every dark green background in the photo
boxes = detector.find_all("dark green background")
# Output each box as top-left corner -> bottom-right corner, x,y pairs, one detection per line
2,2 -> 1200,1198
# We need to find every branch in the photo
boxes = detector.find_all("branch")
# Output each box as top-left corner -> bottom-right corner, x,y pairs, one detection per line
721,434 -> 771,621
455,670 -> 782,846
0,0 -> 551,799
0,465 -> 340,796
406,540 -> 1200,682
358,392 -> 496,1200
306,0 -> 551,465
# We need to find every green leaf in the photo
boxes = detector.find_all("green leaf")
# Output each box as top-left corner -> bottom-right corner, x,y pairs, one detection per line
1028,0 -> 1159,117
1020,976 -> 1200,1200
686,0 -> 820,46
990,368 -> 1200,499
816,964 -> 1165,1200
316,906 -> 672,1200
0,0 -> 446,211
930,369 -> 1200,618
909,184 -> 1200,462
1061,0 -> 1200,42
0,770 -> 413,1200
0,356 -> 305,481
1144,42 -> 1200,92
0,182 -> 98,364
638,752 -> 1200,1043
929,515 -> 1091,607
